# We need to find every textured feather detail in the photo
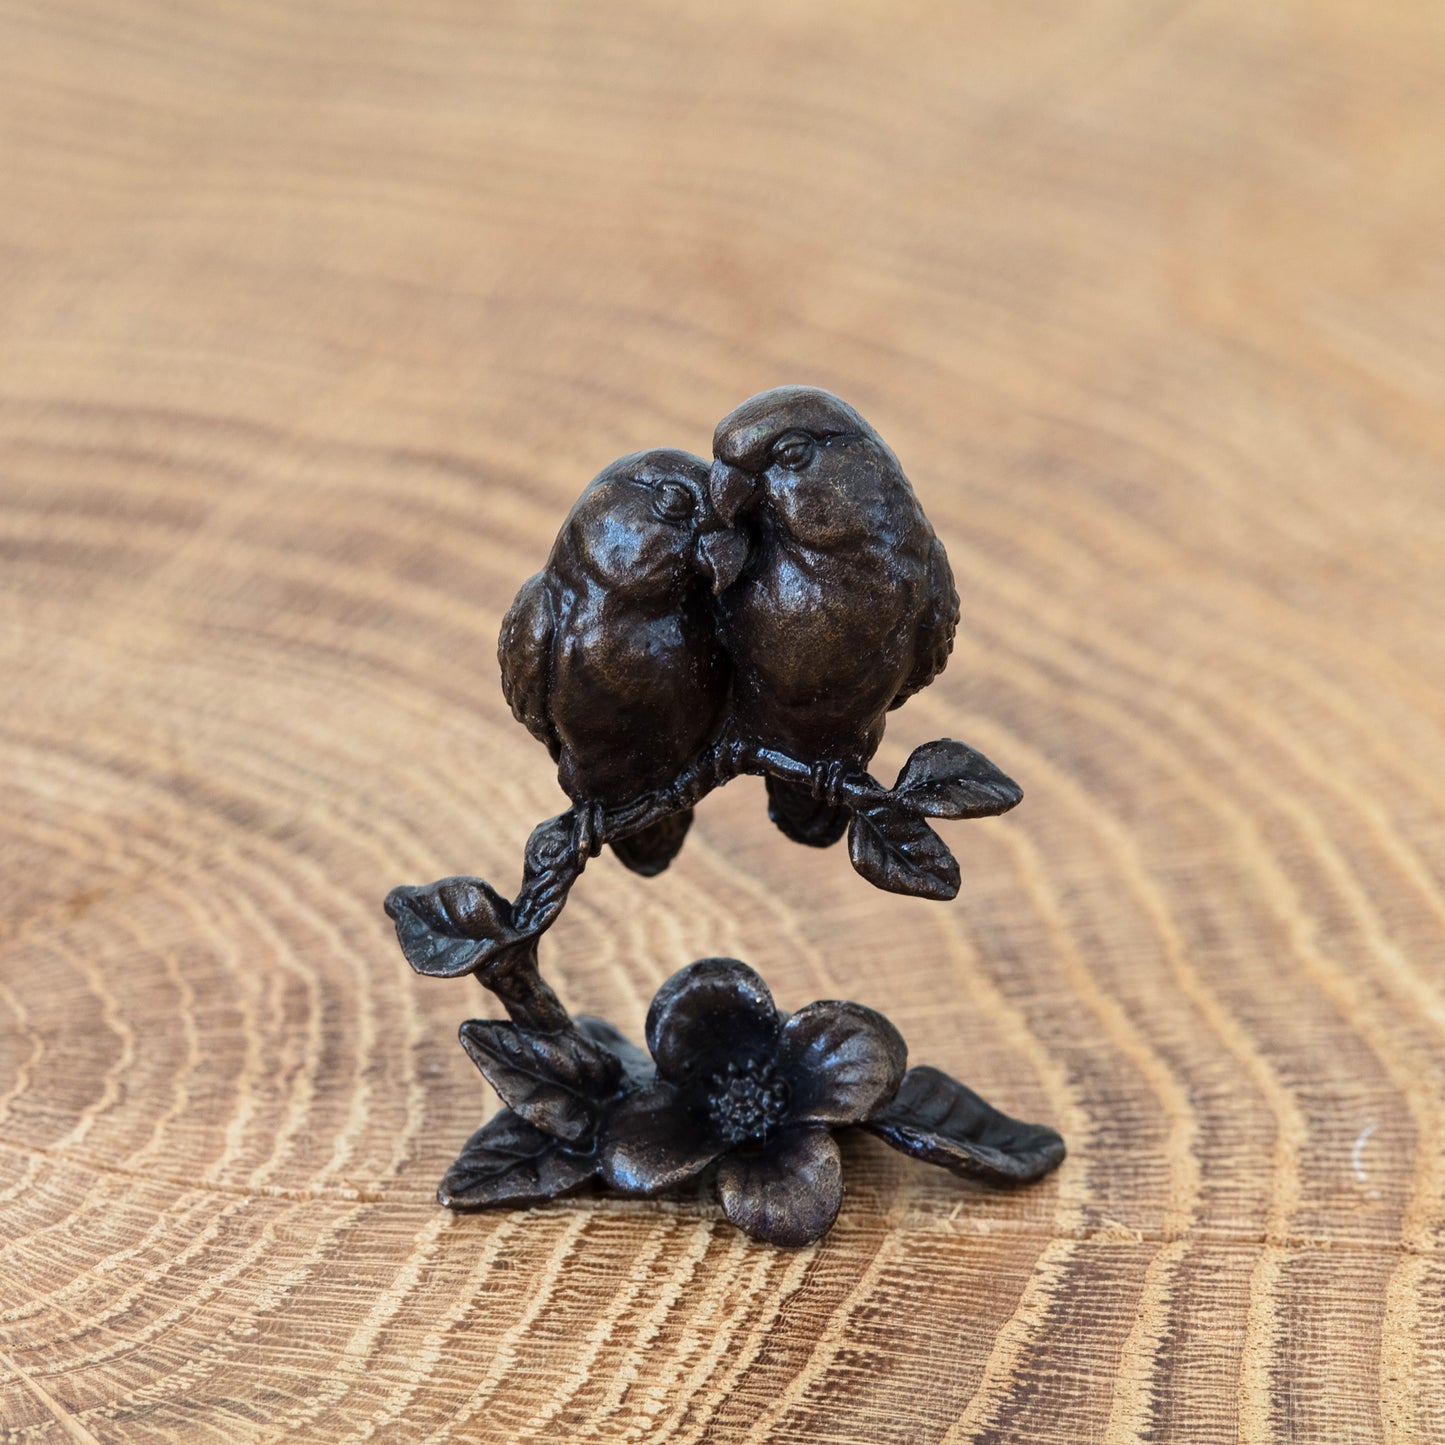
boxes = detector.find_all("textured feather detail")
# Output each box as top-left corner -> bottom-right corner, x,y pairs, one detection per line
765,776 -> 851,849
892,532 -> 959,710
609,808 -> 695,876
498,572 -> 561,759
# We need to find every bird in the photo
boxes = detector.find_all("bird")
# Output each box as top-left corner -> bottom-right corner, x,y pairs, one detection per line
707,386 -> 959,847
499,448 -> 748,877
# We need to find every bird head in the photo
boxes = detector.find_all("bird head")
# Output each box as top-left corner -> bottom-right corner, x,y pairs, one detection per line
567,449 -> 749,596
708,386 -> 874,529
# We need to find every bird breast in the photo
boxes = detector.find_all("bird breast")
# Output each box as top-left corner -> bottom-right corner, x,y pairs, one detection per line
550,586 -> 728,803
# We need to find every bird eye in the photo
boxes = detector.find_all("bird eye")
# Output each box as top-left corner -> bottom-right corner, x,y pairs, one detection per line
651,480 -> 696,523
771,432 -> 815,470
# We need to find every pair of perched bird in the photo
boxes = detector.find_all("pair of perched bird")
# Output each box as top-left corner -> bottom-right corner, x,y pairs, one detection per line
498,387 -> 960,877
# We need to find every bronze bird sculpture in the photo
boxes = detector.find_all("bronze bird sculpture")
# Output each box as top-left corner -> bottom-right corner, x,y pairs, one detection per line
708,386 -> 960,847
386,393 -> 1054,1248
499,449 -> 747,876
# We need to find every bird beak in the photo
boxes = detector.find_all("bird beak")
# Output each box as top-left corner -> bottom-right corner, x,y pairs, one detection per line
708,460 -> 759,527
696,527 -> 749,594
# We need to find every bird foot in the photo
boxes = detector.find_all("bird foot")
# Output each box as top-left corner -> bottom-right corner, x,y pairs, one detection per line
570,801 -> 606,865
703,731 -> 751,787
808,760 -> 849,811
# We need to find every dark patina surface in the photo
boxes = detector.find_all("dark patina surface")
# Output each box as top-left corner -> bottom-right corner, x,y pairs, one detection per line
385,387 -> 1065,1246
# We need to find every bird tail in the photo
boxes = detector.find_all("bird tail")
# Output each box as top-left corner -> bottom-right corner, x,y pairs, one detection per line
609,808 -> 695,877
765,777 -> 850,849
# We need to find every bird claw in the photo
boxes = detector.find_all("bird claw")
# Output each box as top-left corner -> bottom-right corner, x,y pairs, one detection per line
704,731 -> 749,786
809,760 -> 849,811
571,801 -> 605,864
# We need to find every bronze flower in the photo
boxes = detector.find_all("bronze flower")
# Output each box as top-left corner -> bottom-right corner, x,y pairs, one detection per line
598,957 -> 907,1246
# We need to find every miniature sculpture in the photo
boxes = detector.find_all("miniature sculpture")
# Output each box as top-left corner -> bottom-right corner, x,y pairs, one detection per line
385,387 -> 1065,1246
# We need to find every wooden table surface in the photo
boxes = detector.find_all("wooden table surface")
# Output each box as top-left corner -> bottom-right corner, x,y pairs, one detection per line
4,1 -> 1445,1440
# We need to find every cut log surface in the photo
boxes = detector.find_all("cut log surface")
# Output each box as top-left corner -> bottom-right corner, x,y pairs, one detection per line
3,1 -> 1445,1440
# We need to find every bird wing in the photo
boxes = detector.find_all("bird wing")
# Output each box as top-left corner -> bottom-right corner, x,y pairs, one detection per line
891,532 -> 960,709
497,572 -> 561,759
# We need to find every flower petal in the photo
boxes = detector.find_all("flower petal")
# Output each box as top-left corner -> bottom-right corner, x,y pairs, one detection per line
776,1001 -> 907,1125
646,957 -> 782,1085
598,1084 -> 722,1196
716,1127 -> 843,1247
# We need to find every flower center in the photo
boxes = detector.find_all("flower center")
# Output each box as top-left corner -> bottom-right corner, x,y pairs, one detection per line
706,1059 -> 790,1144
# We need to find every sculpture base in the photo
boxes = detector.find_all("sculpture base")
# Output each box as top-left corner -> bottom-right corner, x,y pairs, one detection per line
432,959 -> 1065,1248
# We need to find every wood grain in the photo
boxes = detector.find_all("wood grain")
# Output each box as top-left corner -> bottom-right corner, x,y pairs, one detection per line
3,0 -> 1445,1438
